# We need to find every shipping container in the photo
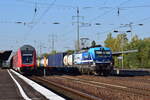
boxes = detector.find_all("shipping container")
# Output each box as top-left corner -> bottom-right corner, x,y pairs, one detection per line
63,55 -> 73,66
48,53 -> 66,67
63,55 -> 68,66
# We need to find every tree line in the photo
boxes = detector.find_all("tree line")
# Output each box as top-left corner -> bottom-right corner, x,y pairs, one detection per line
104,33 -> 150,69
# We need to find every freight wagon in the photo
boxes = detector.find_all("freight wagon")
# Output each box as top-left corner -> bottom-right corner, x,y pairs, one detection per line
47,46 -> 114,75
48,53 -> 66,67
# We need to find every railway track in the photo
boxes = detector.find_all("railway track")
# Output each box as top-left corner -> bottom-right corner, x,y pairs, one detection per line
74,75 -> 150,91
57,76 -> 150,97
106,76 -> 150,91
30,75 -> 150,100
109,76 -> 150,84
30,76 -> 102,100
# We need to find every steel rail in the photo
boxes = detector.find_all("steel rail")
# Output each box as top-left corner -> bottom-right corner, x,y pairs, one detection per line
60,76 -> 150,97
30,76 -> 102,100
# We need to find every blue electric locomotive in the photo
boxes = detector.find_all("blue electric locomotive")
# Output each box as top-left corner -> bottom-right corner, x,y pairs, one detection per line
73,47 -> 113,75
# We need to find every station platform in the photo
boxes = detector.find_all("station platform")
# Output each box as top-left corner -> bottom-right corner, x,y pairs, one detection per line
0,68 -> 65,100
0,69 -> 23,100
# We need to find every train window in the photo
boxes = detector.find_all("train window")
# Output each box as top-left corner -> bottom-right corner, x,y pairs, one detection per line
105,51 -> 111,55
95,51 -> 103,55
104,51 -> 111,57
95,50 -> 111,57
95,50 -> 103,57
22,55 -> 33,64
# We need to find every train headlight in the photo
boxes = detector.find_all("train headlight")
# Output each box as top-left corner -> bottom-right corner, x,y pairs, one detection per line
93,62 -> 96,66
110,62 -> 113,65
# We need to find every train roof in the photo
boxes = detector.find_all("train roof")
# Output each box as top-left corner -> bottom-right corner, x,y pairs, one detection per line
90,47 -> 111,51
20,45 -> 35,51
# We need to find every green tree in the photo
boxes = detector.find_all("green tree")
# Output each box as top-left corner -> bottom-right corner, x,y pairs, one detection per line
41,53 -> 49,58
125,35 -> 141,68
139,38 -> 150,68
104,33 -> 115,51
122,35 -> 150,69
49,50 -> 57,55
104,33 -> 150,69
66,50 -> 74,54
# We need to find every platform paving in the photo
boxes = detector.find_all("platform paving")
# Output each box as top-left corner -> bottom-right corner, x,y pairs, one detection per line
0,68 -> 23,100
0,68 -> 49,100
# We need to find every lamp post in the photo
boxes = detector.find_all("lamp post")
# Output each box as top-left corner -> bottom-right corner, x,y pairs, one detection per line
114,30 -> 131,69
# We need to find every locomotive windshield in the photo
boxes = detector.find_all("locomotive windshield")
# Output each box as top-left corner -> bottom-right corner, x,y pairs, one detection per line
95,50 -> 111,57
22,54 -> 33,64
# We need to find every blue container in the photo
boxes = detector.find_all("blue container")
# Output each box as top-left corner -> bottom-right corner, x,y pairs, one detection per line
48,53 -> 66,67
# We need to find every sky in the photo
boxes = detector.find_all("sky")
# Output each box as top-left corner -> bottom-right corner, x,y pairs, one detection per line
0,0 -> 150,54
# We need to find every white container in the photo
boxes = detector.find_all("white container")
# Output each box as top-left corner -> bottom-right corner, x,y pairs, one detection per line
63,55 -> 68,66
67,55 -> 73,66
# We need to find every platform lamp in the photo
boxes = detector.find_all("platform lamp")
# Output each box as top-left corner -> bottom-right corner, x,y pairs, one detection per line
114,30 -> 131,69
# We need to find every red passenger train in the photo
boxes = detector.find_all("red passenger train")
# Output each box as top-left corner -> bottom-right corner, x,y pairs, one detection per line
12,45 -> 37,74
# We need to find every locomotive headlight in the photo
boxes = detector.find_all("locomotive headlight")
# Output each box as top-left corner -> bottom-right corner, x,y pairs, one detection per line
110,62 -> 113,65
93,62 -> 96,66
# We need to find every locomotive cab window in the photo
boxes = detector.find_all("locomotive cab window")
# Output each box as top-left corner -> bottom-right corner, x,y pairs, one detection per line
95,50 -> 111,57
22,54 -> 33,64
95,50 -> 103,57
104,51 -> 111,56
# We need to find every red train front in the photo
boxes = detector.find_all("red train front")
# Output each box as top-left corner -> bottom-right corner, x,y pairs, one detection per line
12,45 -> 36,74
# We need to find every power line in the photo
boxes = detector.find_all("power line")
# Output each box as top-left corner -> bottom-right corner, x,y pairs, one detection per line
135,16 -> 150,23
23,0 -> 56,42
30,0 -> 38,23
11,0 -> 150,10
8,0 -> 148,8
121,5 -> 150,8
89,9 -> 115,22
17,0 -> 75,8
89,0 -> 132,22
30,0 -> 56,28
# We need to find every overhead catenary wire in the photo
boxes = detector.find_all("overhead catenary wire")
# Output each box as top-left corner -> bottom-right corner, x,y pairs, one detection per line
23,0 -> 57,42
4,0 -> 149,31
84,0 -> 135,40
89,0 -> 133,22
17,0 -> 75,9
2,0 -> 149,51
16,0 -> 150,18
135,16 -> 150,23
30,0 -> 38,23
8,0 -> 150,10
14,0 -> 150,13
